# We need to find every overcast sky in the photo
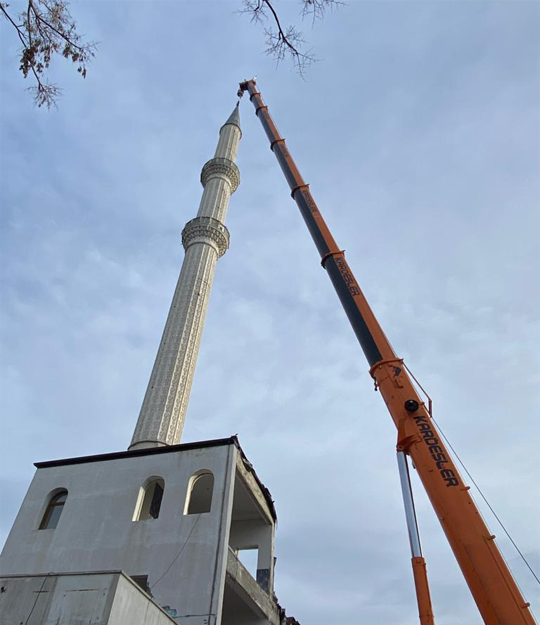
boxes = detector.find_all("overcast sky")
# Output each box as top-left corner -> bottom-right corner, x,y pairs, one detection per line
1,1 -> 539,623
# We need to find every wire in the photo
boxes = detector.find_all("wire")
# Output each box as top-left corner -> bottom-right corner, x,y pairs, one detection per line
150,514 -> 201,591
24,572 -> 52,624
403,360 -> 539,586
432,416 -> 540,586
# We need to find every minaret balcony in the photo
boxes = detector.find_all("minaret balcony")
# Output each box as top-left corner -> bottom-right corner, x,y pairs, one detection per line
181,216 -> 230,257
200,157 -> 240,193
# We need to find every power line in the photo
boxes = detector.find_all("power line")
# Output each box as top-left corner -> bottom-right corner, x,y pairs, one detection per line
151,514 -> 202,591
24,572 -> 52,625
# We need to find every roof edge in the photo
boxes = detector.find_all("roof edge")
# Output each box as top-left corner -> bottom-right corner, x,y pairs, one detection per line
34,436 -> 237,468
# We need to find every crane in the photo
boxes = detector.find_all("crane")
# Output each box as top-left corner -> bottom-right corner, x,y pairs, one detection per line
238,78 -> 536,625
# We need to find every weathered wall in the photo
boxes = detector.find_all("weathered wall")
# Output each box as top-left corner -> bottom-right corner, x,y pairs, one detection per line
0,571 -> 177,625
229,518 -> 274,592
0,444 -> 236,625
225,548 -> 280,625
108,573 -> 180,625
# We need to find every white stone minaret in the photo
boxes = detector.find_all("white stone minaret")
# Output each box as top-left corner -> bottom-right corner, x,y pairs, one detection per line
130,104 -> 241,450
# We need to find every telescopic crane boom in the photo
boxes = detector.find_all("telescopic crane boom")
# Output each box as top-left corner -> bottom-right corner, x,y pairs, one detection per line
238,78 -> 535,625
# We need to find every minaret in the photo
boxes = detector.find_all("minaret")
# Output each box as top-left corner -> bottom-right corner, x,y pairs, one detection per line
129,104 -> 241,449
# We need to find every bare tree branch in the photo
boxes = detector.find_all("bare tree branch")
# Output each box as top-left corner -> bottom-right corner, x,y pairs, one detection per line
0,0 -> 96,108
240,0 -> 344,76
2,0 -> 342,108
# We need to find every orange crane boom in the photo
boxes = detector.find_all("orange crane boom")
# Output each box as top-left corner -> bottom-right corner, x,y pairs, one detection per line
239,78 -> 535,625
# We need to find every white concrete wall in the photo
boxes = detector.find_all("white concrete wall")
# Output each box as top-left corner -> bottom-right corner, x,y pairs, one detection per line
0,572 -> 177,625
109,573 -> 179,625
0,444 -> 237,625
229,519 -> 273,569
229,519 -> 274,592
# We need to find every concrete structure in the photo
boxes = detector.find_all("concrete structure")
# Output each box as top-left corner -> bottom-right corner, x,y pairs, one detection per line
0,104 -> 300,624
0,571 -> 178,625
131,104 -> 241,449
0,438 -> 291,624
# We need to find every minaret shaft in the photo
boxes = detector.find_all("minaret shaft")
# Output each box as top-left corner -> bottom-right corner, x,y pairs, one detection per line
130,107 -> 241,449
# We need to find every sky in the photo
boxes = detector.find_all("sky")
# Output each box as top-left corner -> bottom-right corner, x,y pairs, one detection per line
1,1 -> 539,624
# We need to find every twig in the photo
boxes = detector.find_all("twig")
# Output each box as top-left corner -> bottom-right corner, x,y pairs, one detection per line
0,0 -> 95,107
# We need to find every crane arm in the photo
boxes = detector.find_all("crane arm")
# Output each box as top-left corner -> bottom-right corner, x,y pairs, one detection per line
239,79 -> 535,625
397,449 -> 436,625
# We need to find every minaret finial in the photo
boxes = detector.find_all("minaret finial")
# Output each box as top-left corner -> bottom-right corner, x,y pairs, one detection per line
129,106 -> 242,450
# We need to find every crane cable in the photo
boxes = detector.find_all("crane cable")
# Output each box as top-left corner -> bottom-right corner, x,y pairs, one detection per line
431,415 -> 540,586
403,362 -> 540,586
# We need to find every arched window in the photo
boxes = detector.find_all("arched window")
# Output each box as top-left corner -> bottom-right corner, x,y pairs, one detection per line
185,471 -> 214,515
39,490 -> 68,530
133,477 -> 165,521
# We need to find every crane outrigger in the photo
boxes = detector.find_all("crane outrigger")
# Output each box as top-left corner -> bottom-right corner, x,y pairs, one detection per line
238,78 -> 535,625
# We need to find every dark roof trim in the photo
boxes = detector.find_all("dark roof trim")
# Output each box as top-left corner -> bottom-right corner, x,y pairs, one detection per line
34,437 -> 237,468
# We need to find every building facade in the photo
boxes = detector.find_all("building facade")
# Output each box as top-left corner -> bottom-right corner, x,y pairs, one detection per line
1,438 -> 285,624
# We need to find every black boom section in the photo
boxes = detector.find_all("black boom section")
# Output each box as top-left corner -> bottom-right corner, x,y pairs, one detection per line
292,190 -> 331,257
324,257 -> 382,366
257,110 -> 278,146
273,145 -> 300,191
249,87 -> 381,367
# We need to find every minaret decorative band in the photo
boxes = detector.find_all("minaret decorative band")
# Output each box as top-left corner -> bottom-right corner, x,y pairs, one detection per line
129,104 -> 242,450
182,217 -> 230,258
201,157 -> 240,193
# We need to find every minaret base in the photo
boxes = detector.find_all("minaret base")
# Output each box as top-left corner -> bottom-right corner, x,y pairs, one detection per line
128,440 -> 169,451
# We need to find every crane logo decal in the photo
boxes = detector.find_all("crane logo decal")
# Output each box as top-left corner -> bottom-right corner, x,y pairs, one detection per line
413,416 -> 459,487
334,257 -> 361,296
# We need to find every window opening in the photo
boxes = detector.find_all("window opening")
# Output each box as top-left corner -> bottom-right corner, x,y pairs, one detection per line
237,548 -> 258,579
134,478 -> 165,521
185,471 -> 214,515
39,490 -> 67,530
149,482 -> 164,518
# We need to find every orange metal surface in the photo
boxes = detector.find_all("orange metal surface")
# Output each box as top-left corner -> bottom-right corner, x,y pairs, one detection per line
240,79 -> 536,625
411,557 -> 436,625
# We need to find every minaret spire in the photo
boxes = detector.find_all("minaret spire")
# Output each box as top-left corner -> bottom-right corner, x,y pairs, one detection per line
129,105 -> 242,449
